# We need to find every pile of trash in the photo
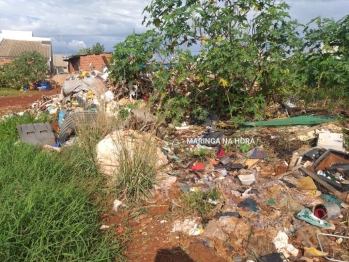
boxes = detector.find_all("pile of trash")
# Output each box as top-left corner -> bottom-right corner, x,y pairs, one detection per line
3,72 -> 349,261
139,121 -> 348,261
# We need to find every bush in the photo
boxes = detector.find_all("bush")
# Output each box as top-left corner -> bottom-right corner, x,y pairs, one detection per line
0,51 -> 48,90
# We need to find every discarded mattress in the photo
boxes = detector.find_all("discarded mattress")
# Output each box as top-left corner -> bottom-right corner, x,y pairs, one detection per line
17,123 -> 56,146
58,111 -> 98,144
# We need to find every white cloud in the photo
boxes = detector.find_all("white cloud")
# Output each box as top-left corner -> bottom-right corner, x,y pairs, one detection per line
68,40 -> 87,49
0,0 -> 348,54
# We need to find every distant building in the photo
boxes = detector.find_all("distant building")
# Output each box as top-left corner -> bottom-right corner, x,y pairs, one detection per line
53,54 -> 69,74
0,30 -> 53,73
64,53 -> 112,73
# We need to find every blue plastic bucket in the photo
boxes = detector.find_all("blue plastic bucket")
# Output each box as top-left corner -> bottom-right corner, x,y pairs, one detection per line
36,81 -> 51,91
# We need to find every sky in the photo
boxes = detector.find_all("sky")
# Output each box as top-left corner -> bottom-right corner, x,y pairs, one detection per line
0,0 -> 348,55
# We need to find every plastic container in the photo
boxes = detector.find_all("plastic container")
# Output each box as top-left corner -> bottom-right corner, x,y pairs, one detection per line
238,174 -> 256,185
36,81 -> 51,91
313,202 -> 341,220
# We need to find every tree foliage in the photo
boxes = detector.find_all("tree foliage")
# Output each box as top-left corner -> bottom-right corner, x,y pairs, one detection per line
0,51 -> 48,90
110,0 -> 349,123
110,30 -> 162,82
77,48 -> 92,55
91,42 -> 105,55
77,42 -> 105,55
299,15 -> 349,92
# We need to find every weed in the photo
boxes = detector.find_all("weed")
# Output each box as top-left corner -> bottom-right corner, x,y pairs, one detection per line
70,107 -> 165,205
180,189 -> 220,219
114,130 -> 159,202
223,144 -> 234,153
191,148 -> 215,162
0,88 -> 32,97
239,143 -> 250,153
69,110 -> 121,176
162,95 -> 190,125
0,143 -> 125,261
264,156 -> 276,165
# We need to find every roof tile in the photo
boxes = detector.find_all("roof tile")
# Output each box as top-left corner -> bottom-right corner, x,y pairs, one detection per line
0,39 -> 50,59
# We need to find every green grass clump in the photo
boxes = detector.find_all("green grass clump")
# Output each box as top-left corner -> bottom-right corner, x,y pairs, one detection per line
180,189 -> 220,218
115,133 -> 159,203
0,115 -> 125,261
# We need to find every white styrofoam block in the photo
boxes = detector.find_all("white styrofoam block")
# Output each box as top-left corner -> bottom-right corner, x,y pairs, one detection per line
317,133 -> 344,152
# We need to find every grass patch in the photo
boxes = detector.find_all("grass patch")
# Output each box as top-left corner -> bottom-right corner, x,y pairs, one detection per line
0,88 -> 32,97
0,115 -> 126,261
179,189 -> 220,219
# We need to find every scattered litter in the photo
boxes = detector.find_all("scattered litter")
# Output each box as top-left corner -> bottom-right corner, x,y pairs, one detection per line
296,208 -> 334,229
238,174 -> 256,185
171,218 -> 201,235
4,75 -> 349,261
200,220 -> 228,241
188,225 -> 203,236
272,231 -> 299,258
113,199 -> 125,212
313,202 -> 341,220
303,247 -> 328,257
17,123 -> 56,146
246,147 -> 268,159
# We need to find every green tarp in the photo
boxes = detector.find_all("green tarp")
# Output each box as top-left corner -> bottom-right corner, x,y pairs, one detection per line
242,116 -> 336,127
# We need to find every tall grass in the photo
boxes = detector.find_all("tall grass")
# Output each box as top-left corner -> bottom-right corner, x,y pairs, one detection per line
0,115 -> 126,261
69,106 -> 165,204
114,130 -> 159,202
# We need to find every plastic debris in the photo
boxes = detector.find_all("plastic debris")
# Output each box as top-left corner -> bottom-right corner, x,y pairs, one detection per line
171,218 -> 201,235
304,247 -> 328,257
246,147 -> 268,159
113,199 -> 125,212
272,231 -> 299,258
296,208 -> 334,229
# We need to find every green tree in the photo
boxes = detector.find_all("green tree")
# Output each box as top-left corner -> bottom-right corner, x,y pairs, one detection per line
91,42 -> 105,55
143,0 -> 304,119
110,30 -> 162,82
300,15 -> 349,91
76,43 -> 105,55
77,48 -> 92,55
112,0 -> 306,122
0,51 -> 48,89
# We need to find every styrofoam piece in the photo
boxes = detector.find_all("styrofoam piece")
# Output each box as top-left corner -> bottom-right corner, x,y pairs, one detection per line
317,133 -> 344,152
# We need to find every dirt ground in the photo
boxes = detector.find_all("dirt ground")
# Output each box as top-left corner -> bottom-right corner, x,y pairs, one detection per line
0,88 -> 61,116
103,189 -> 228,262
